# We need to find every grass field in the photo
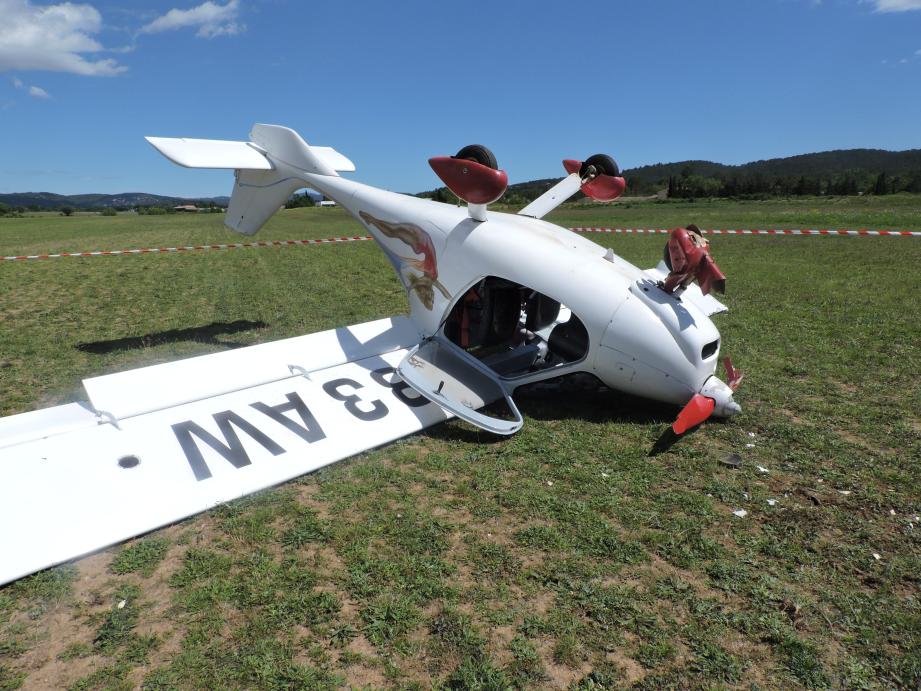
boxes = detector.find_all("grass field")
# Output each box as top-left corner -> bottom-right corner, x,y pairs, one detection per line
1,196 -> 920,689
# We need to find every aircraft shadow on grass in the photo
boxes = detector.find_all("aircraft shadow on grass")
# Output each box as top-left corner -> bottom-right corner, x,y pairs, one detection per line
75,319 -> 268,354
420,373 -> 694,451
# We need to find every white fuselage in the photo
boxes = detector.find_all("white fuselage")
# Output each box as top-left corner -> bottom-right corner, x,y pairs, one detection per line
301,173 -> 723,408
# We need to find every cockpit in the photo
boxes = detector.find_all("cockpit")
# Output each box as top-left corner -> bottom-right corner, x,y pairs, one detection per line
442,276 -> 589,379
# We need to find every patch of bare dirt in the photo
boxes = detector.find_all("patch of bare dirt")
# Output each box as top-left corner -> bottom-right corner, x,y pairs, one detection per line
11,551 -> 113,689
537,639 -> 593,688
309,545 -> 346,579
778,407 -> 807,425
338,634 -> 387,687
832,381 -> 859,396
604,647 -> 645,684
293,480 -> 331,518
487,625 -> 517,666
834,427 -> 896,457
124,540 -> 191,683
9,517 -> 220,689
529,590 -> 555,617
430,501 -> 474,526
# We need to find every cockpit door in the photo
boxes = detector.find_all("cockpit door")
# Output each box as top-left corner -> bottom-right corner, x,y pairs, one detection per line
396,338 -> 524,435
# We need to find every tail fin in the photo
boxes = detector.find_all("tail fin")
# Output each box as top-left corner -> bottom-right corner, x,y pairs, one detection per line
224,169 -> 303,235
145,124 -> 354,236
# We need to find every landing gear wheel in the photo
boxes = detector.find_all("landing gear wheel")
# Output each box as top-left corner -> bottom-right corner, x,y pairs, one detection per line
580,153 -> 619,179
454,144 -> 498,170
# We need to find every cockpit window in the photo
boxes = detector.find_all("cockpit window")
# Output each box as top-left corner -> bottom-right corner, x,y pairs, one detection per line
442,276 -> 588,378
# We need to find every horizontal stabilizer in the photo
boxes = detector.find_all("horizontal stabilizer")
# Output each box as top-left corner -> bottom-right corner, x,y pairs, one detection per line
145,132 -> 355,174
145,137 -> 273,170
311,146 -> 356,173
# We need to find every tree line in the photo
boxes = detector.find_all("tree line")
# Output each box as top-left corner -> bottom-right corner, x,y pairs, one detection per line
0,202 -> 224,217
657,168 -> 921,199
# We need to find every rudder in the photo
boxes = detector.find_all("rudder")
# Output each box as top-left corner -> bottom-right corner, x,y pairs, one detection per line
225,169 -> 303,236
146,124 -> 355,236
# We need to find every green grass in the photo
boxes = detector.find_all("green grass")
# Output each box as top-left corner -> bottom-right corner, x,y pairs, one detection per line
1,198 -> 920,688
544,192 -> 921,230
109,537 -> 171,577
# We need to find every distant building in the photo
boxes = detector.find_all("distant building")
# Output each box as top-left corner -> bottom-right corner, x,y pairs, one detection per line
173,205 -> 200,212
316,200 -> 336,207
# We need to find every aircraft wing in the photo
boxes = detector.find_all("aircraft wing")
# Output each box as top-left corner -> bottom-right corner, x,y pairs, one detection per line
0,317 -> 449,587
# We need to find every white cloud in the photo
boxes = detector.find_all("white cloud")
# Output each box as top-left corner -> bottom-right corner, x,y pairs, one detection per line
139,1 -> 243,39
12,75 -> 52,99
870,0 -> 921,11
11,74 -> 52,99
0,0 -> 126,76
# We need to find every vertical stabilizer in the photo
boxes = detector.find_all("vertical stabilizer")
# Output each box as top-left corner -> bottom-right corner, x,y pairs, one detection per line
225,170 -> 303,235
145,124 -> 355,236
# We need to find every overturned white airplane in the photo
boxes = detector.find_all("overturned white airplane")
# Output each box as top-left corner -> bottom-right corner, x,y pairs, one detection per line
0,125 -> 741,586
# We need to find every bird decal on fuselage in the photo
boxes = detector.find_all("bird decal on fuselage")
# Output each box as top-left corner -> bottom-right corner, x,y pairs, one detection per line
358,210 -> 450,309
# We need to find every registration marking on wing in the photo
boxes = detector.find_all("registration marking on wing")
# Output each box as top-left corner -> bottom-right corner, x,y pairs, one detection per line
0,326 -> 450,587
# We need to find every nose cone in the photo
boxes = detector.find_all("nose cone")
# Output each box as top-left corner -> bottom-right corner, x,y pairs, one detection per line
598,293 -> 721,404
701,376 -> 741,418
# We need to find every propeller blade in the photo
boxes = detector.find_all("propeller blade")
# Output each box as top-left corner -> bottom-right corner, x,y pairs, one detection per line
722,356 -> 744,390
672,394 -> 715,435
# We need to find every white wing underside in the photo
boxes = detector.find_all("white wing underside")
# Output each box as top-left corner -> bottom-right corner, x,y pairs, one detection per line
0,317 -> 446,587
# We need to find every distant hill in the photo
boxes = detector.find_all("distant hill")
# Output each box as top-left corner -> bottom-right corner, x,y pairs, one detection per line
5,148 -> 920,211
417,148 -> 921,201
0,191 -> 230,210
626,148 -> 921,184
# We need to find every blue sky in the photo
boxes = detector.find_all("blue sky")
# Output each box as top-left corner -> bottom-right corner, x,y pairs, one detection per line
1,0 -> 920,198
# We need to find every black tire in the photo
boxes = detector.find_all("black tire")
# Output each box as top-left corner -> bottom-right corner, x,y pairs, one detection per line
580,153 -> 619,178
454,144 -> 497,170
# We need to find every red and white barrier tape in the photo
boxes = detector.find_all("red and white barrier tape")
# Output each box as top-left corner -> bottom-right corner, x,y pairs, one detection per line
570,227 -> 921,237
0,235 -> 373,261
2,226 -> 918,261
